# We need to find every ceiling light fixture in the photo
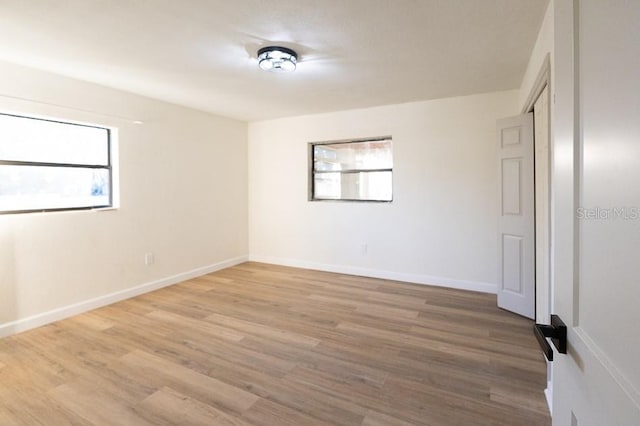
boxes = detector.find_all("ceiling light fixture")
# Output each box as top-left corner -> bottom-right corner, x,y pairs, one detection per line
257,46 -> 297,73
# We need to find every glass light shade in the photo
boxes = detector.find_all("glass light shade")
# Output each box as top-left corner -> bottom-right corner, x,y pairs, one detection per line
258,46 -> 297,72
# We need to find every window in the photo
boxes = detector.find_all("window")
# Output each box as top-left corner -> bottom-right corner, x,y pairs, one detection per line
0,113 -> 113,214
310,137 -> 392,202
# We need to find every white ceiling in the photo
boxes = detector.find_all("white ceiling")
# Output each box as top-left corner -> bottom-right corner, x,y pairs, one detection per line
0,0 -> 549,122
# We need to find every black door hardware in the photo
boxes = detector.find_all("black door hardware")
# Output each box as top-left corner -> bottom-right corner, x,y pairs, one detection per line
533,314 -> 567,361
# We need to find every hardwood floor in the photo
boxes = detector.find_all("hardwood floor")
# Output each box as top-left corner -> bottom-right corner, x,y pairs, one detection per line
0,262 -> 551,425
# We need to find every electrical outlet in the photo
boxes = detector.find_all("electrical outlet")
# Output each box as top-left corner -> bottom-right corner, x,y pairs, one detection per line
144,252 -> 154,265
360,243 -> 368,255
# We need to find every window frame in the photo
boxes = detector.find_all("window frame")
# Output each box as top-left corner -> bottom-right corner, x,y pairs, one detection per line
308,136 -> 393,203
0,112 -> 113,215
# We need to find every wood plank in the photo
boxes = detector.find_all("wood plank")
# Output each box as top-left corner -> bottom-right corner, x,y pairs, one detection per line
145,310 -> 245,342
134,386 -> 249,426
241,398 -> 331,426
119,349 -> 259,413
67,311 -> 116,331
362,410 -> 420,426
205,312 -> 321,348
49,379 -> 156,426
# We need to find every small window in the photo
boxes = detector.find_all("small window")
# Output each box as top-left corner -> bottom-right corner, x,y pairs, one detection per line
310,137 -> 392,202
0,113 -> 113,214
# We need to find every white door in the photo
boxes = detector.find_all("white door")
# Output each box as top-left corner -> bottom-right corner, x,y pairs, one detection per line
497,113 -> 535,319
549,1 -> 640,424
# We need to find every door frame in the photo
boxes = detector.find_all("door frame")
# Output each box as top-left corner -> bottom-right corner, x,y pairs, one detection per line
521,53 -> 552,327
521,53 -> 553,410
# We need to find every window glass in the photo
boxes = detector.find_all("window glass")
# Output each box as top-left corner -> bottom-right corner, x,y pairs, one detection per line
0,114 -> 109,165
313,171 -> 392,201
0,113 -> 112,214
311,138 -> 392,202
313,140 -> 392,171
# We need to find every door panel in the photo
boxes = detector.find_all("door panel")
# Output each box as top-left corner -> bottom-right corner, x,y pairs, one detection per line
501,235 -> 523,293
501,126 -> 523,147
501,158 -> 522,215
550,1 -> 640,424
497,114 -> 535,319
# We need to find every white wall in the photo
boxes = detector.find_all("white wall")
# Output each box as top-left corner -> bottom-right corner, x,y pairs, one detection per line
249,91 -> 519,292
0,61 -> 248,335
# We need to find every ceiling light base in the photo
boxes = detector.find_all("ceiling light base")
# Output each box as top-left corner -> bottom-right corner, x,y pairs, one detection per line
258,46 -> 297,73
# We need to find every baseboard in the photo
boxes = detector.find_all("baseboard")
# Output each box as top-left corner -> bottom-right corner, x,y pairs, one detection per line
248,255 -> 497,294
0,255 -> 248,338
